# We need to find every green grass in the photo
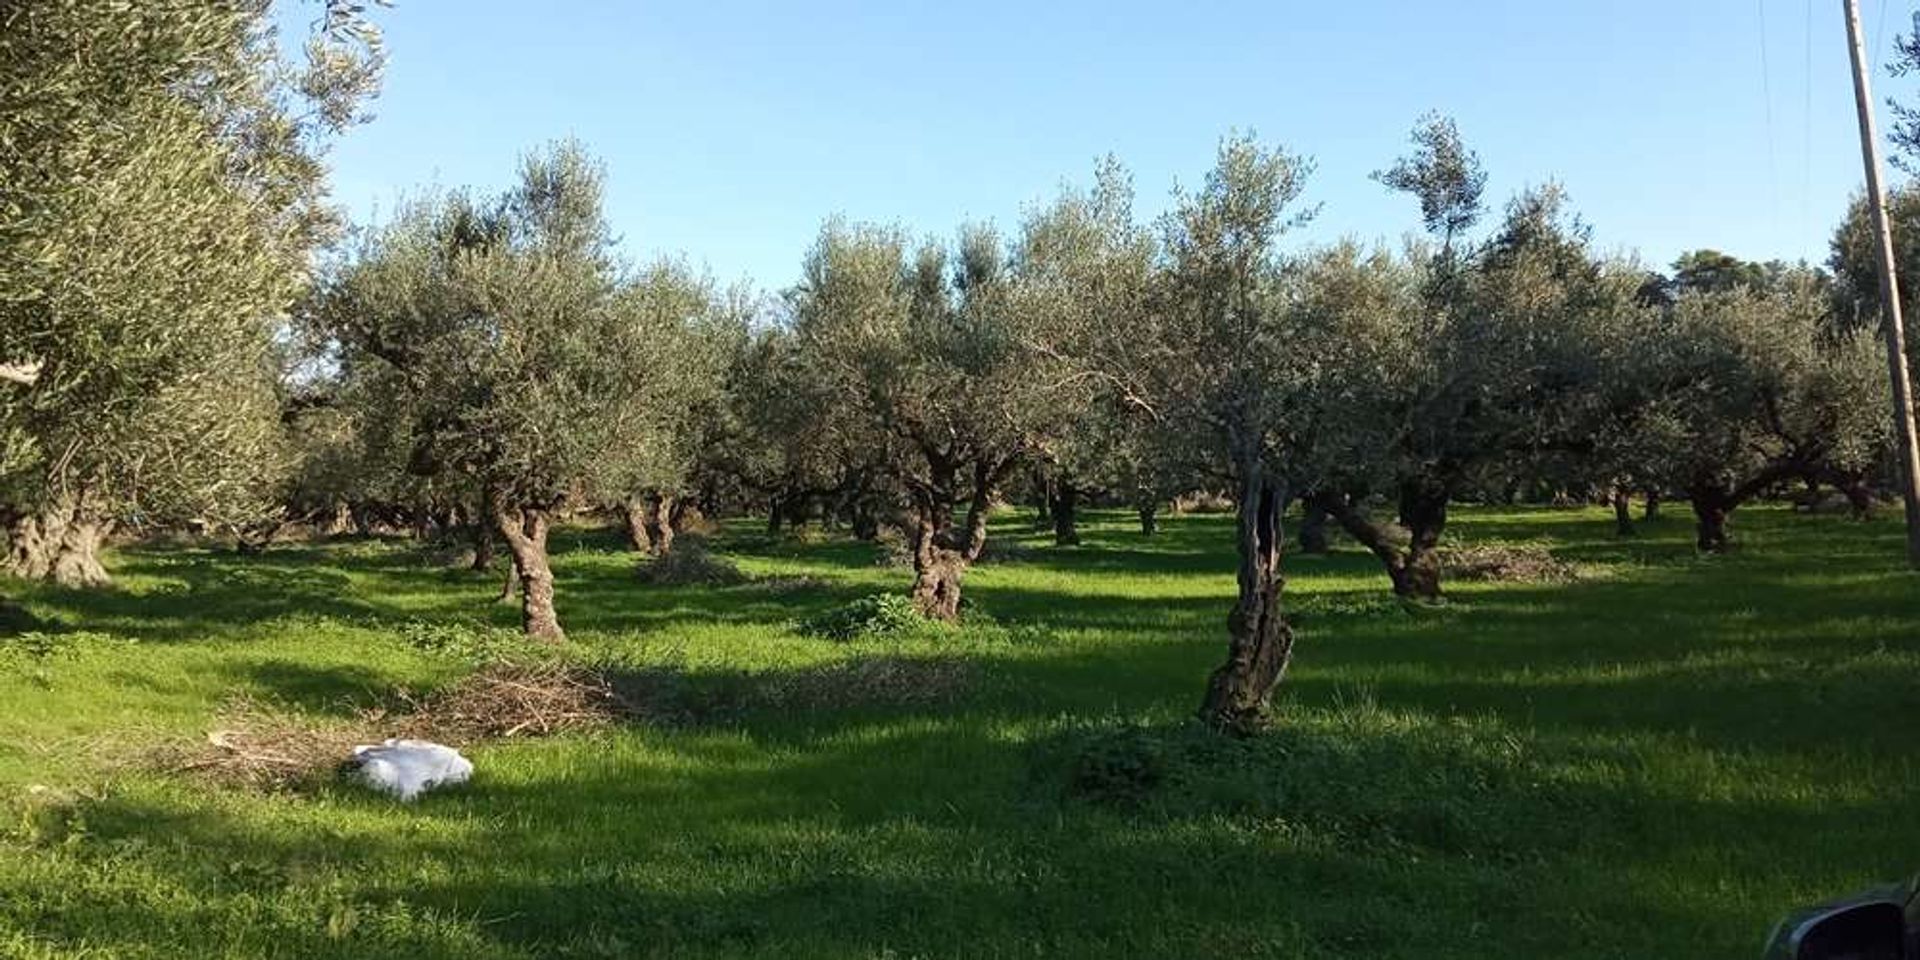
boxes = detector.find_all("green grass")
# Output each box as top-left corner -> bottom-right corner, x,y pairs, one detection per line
1,505 -> 1917,958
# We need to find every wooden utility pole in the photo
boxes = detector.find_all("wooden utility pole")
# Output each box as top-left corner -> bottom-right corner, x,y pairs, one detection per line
1843,0 -> 1920,569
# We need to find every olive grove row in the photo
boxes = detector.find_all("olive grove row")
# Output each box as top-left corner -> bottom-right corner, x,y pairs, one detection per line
3,1 -> 1913,731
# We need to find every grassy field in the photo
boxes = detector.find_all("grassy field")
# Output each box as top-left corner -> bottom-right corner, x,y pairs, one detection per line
1,505 -> 1917,959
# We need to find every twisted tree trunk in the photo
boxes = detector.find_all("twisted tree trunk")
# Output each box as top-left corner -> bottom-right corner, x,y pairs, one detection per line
1137,500 -> 1159,536
1032,470 -> 1053,531
1313,486 -> 1446,602
907,455 -> 1012,621
643,491 -> 675,558
1612,485 -> 1636,537
1396,479 -> 1447,600
1690,489 -> 1731,553
1050,479 -> 1080,546
494,503 -> 562,641
1198,453 -> 1294,736
623,496 -> 651,553
1688,463 -> 1795,554
4,493 -> 112,587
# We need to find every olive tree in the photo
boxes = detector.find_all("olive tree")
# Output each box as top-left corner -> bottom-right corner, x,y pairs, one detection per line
791,220 -> 1055,619
0,0 -> 382,585
1012,157 -> 1158,545
1311,142 -> 1617,601
314,143 -> 675,640
600,261 -> 736,558
1028,135 -> 1319,733
1636,278 -> 1889,551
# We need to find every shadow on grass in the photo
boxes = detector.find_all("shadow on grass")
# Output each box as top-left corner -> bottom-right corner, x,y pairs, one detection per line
31,699 -> 1906,960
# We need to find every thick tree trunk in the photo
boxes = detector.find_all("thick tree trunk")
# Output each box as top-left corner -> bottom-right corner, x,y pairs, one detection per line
1298,499 -> 1330,554
1690,487 -> 1731,553
1842,479 -> 1876,520
1643,490 -> 1661,521
1316,487 -> 1444,601
643,492 -> 675,558
1396,480 -> 1447,601
1612,485 -> 1636,537
623,497 -> 652,553
851,499 -> 879,541
909,521 -> 968,621
1051,480 -> 1080,546
766,497 -> 785,536
906,454 -> 1011,621
494,504 -> 563,642
1033,475 -> 1053,531
1198,461 -> 1294,736
4,495 -> 112,587
470,519 -> 495,572
1137,501 -> 1159,537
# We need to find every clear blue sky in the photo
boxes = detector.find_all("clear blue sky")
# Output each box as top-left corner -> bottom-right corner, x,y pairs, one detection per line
297,0 -> 1919,289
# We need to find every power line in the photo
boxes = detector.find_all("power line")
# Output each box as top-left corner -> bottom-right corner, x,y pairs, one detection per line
1804,0 -> 1815,258
1759,0 -> 1781,235
1872,0 -> 1893,71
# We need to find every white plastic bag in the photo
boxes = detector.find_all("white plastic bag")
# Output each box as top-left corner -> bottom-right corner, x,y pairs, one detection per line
348,739 -> 472,801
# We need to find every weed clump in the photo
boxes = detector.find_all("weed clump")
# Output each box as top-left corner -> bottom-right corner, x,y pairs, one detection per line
796,592 -> 925,641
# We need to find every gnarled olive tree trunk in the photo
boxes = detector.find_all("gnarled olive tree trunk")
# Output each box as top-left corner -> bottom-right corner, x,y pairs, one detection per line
1050,478 -> 1080,546
622,495 -> 651,553
1395,479 -> 1447,600
1032,470 -> 1054,531
907,455 -> 1013,621
1312,483 -> 1447,602
1690,489 -> 1730,553
1688,463 -> 1795,554
1611,485 -> 1635,537
4,493 -> 113,587
493,503 -> 562,642
642,491 -> 675,558
1198,457 -> 1294,736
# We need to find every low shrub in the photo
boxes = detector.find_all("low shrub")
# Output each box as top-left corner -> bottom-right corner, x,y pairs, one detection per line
795,592 -> 925,641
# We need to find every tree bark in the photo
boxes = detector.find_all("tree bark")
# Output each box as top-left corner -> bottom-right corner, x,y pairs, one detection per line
1298,498 -> 1330,554
4,494 -> 112,587
907,454 -> 1012,621
1841,478 -> 1876,520
909,522 -> 968,620
1198,456 -> 1294,736
494,503 -> 563,641
1690,489 -> 1730,553
1688,463 -> 1795,554
1032,472 -> 1053,531
1137,501 -> 1159,536
851,498 -> 880,541
1051,479 -> 1080,546
1612,485 -> 1636,537
643,492 -> 675,558
623,496 -> 652,553
1396,480 -> 1447,601
1315,488 -> 1445,601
